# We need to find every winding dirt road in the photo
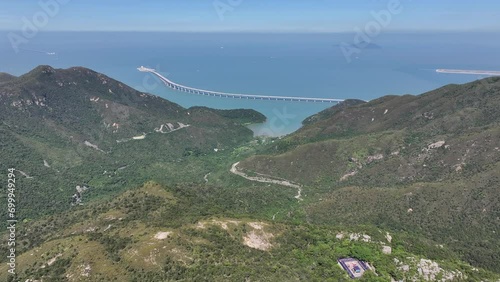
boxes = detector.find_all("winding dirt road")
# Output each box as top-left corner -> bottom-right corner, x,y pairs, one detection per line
230,162 -> 303,200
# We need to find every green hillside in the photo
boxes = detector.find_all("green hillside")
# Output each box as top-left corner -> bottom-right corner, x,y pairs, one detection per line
0,72 -> 17,84
1,66 -> 499,281
0,65 -> 263,222
2,182 -> 497,281
238,77 -> 500,272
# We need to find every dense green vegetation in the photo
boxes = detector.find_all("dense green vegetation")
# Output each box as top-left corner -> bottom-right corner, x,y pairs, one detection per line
1,66 -> 499,281
2,182 -> 497,281
191,106 -> 267,124
0,72 -> 17,84
0,65 -> 263,223
239,77 -> 500,273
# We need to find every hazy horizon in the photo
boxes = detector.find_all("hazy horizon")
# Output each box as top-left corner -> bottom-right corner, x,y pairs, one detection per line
2,0 -> 499,33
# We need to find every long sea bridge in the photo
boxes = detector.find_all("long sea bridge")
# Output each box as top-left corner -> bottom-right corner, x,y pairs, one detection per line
138,66 -> 345,103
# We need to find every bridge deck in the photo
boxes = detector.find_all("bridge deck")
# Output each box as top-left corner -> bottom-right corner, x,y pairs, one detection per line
138,66 -> 344,103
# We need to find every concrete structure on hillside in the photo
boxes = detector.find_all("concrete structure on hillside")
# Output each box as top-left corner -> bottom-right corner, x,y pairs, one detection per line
338,258 -> 371,279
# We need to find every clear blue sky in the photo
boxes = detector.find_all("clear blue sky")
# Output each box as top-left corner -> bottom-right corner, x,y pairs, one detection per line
1,0 -> 499,32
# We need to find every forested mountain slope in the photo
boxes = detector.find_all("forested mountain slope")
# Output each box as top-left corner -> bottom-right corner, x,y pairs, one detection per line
1,67 -> 499,281
0,65 -> 264,221
238,77 -> 500,271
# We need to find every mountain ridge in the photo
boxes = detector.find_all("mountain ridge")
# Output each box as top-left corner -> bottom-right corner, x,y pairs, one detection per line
0,65 -> 264,222
1,67 -> 499,281
237,76 -> 500,271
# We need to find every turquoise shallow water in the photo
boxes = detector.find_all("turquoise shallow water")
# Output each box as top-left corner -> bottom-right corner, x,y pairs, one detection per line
1,32 -> 499,135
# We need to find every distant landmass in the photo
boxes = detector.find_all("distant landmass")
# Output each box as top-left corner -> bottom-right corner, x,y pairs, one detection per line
436,68 -> 500,76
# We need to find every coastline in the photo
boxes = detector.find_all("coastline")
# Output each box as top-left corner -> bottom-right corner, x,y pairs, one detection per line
436,69 -> 500,76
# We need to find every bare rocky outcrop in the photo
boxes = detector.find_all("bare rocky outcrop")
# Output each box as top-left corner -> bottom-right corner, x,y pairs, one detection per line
394,257 -> 466,281
243,222 -> 274,251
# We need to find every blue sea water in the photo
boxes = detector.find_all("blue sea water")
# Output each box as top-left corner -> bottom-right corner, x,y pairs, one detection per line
1,31 -> 499,136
